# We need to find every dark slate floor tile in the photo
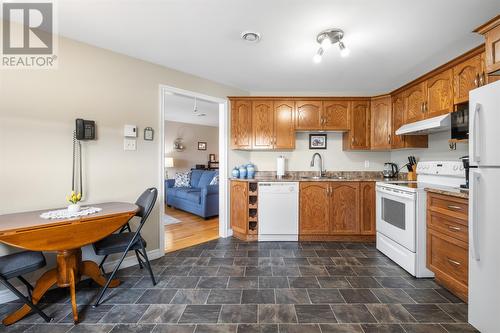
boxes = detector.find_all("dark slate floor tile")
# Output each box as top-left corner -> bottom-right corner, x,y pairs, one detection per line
242,289 -> 275,304
331,304 -> 377,323
438,303 -> 468,322
258,305 -> 297,323
259,277 -> 289,288
346,277 -> 383,288
315,250 -> 340,258
219,304 -> 258,323
440,324 -> 480,333
316,277 -> 350,289
245,267 -> 273,277
179,305 -> 221,323
60,305 -> 114,324
234,258 -> 259,266
378,266 -> 410,277
207,289 -> 242,304
306,289 -> 343,304
258,258 -> 285,266
162,266 -> 193,276
105,288 -> 146,304
171,289 -> 210,304
375,277 -> 415,289
307,257 -> 334,265
402,304 -> 455,323
194,324 -> 237,333
0,324 -> 33,333
23,324 -> 73,333
218,266 -> 245,277
325,266 -> 356,276
270,250 -> 295,258
167,277 -> 201,289
197,277 -> 229,289
403,278 -> 439,289
371,289 -> 415,304
319,323 -> 363,332
321,243 -> 345,250
248,250 -> 270,257
400,324 -> 447,333
228,277 -> 258,289
189,267 -> 219,277
351,267 -> 386,277
109,323 -> 156,332
360,324 -> 405,333
283,258 -> 309,266
134,276 -> 171,289
275,289 -> 310,304
136,289 -> 178,304
236,324 -> 278,333
403,289 -> 449,303
278,324 -> 321,333
434,288 -> 464,303
152,325 -> 196,333
366,304 -> 416,323
294,305 -> 337,323
99,304 -> 149,323
202,250 -> 227,258
209,258 -> 234,266
139,304 -> 186,323
271,266 -> 300,277
293,250 -> 319,257
298,266 -> 328,277
68,324 -> 115,333
339,289 -> 380,303
288,277 -> 320,289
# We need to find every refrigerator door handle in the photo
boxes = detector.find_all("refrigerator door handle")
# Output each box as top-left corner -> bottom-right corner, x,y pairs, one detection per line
470,170 -> 480,261
471,103 -> 481,164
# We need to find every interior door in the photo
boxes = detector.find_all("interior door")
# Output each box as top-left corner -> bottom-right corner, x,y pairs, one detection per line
274,101 -> 295,149
252,100 -> 274,150
425,69 -> 454,118
299,182 -> 330,234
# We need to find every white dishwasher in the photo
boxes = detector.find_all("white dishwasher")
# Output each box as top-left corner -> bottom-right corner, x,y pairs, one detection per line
258,182 -> 299,241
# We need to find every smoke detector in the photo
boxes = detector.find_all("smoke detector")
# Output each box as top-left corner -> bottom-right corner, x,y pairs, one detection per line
241,31 -> 261,43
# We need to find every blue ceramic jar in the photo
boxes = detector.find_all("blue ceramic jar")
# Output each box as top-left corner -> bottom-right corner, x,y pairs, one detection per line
238,165 -> 247,179
231,167 -> 240,178
246,163 -> 255,179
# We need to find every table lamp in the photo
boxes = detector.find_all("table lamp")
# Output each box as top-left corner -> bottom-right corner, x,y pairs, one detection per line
165,157 -> 174,178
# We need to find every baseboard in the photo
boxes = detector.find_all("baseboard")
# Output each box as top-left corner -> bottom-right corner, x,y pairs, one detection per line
0,248 -> 164,305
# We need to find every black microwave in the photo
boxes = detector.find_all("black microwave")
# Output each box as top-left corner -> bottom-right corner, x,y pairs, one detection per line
451,103 -> 468,140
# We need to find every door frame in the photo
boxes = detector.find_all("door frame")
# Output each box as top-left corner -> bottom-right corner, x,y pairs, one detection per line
158,84 -> 231,255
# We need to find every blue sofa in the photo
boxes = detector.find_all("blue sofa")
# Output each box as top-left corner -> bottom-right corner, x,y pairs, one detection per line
165,170 -> 219,219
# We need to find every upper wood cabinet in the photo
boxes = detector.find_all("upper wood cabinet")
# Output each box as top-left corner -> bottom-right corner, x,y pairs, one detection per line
453,54 -> 483,104
330,182 -> 360,234
370,95 -> 392,150
299,182 -> 330,235
231,100 -> 252,149
475,15 -> 500,75
391,93 -> 406,149
425,69 -> 454,118
343,100 -> 371,150
360,182 -> 375,235
295,101 -> 322,130
405,82 -> 426,124
273,101 -> 296,149
230,181 -> 248,236
252,100 -> 274,150
322,100 -> 350,131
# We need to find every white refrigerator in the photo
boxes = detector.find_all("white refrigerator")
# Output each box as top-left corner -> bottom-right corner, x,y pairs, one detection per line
468,80 -> 500,333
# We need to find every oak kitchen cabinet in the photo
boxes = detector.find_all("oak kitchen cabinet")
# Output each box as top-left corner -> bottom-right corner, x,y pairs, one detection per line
391,92 -> 428,149
252,100 -> 274,150
295,100 -> 322,131
453,53 -> 484,104
299,182 -> 330,235
230,180 -> 249,236
295,100 -> 350,131
360,182 -> 376,235
405,82 -> 427,124
273,100 -> 296,149
425,69 -> 454,118
370,95 -> 392,150
231,100 -> 252,149
475,15 -> 500,75
330,182 -> 360,234
343,100 -> 371,150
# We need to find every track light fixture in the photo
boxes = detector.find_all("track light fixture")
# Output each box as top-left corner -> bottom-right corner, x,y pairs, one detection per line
313,28 -> 350,63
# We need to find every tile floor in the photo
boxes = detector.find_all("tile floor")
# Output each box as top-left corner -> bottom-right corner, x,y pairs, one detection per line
0,238 -> 477,333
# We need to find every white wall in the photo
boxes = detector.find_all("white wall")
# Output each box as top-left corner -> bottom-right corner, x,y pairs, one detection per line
164,120 -> 219,175
243,132 -> 390,172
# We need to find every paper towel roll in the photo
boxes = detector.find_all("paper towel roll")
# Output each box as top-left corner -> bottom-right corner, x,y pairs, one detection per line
277,156 -> 285,178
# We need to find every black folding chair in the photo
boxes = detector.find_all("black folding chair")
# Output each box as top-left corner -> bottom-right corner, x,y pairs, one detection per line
92,188 -> 158,307
0,251 -> 52,324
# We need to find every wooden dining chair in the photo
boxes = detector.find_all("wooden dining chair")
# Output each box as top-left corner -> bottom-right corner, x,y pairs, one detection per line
0,251 -> 52,323
92,188 -> 158,307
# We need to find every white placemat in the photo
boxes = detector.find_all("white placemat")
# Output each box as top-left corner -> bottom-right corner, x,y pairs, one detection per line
40,207 -> 102,219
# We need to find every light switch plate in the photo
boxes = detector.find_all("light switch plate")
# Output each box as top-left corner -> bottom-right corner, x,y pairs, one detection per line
364,160 -> 370,168
124,124 -> 137,137
124,138 -> 136,151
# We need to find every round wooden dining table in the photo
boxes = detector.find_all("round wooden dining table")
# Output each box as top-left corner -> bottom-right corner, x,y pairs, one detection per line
0,202 -> 139,325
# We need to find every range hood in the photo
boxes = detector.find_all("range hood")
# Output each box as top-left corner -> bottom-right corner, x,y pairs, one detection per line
396,114 -> 451,135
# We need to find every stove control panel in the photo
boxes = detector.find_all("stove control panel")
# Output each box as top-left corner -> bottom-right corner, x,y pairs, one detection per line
416,161 -> 465,177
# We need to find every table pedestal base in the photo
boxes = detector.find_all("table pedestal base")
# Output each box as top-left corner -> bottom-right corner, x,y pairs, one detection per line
2,249 -> 120,325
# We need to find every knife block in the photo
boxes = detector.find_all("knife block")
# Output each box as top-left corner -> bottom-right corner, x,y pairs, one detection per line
407,166 -> 417,181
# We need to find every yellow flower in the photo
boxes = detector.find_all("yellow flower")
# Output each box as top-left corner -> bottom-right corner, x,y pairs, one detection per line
76,193 -> 81,200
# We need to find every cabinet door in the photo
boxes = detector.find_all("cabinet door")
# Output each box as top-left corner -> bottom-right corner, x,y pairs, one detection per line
231,100 -> 252,149
252,100 -> 274,150
405,82 -> 426,124
322,100 -> 349,130
370,95 -> 392,150
426,69 -> 454,118
274,101 -> 295,149
330,182 -> 360,234
482,22 -> 500,74
453,54 -> 482,104
299,182 -> 330,235
360,182 -> 375,235
344,100 -> 370,150
391,93 -> 406,149
295,101 -> 322,130
230,181 -> 248,235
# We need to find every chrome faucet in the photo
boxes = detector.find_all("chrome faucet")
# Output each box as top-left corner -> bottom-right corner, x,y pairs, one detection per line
310,153 -> 325,177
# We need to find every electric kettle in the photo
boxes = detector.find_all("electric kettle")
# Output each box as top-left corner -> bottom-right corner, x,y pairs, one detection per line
383,162 -> 398,178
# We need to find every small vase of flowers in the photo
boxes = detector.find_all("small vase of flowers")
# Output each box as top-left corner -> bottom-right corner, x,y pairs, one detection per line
67,191 -> 82,213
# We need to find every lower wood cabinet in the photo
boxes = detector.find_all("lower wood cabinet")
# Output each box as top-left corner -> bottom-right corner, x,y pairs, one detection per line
230,180 -> 249,236
426,192 -> 469,302
299,181 -> 375,241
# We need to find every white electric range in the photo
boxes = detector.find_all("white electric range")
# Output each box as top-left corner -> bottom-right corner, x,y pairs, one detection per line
376,161 -> 466,277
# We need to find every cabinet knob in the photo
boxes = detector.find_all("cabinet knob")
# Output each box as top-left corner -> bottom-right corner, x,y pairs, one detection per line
479,72 -> 485,86
474,74 -> 479,87
388,134 -> 391,144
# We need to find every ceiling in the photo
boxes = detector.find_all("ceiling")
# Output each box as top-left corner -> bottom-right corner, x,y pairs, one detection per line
164,93 -> 219,127
55,0 -> 500,95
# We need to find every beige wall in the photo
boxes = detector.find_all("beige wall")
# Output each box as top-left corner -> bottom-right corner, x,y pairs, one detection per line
164,121 -> 219,175
0,34 -> 247,266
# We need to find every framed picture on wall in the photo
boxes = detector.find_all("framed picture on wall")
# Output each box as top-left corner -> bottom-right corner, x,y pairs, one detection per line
198,142 -> 207,150
209,154 -> 216,162
309,134 -> 327,149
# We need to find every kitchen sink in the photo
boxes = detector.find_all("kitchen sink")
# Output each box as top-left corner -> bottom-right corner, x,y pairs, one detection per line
300,176 -> 347,180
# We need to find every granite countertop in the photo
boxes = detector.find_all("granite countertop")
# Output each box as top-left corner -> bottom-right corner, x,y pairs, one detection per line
230,171 -> 406,183
425,185 -> 469,199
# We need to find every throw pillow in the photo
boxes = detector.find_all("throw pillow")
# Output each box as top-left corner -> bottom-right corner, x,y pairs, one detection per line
209,174 -> 219,185
174,171 -> 191,188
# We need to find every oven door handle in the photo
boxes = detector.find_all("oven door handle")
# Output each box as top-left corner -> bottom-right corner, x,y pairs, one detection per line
376,187 -> 415,200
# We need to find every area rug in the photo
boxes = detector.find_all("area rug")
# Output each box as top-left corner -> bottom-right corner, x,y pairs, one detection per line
163,214 -> 182,225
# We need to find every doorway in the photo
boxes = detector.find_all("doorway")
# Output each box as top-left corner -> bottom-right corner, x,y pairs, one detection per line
159,85 -> 229,253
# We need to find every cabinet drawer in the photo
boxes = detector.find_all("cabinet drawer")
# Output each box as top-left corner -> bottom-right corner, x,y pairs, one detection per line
427,193 -> 468,220
427,211 -> 468,243
427,229 -> 468,286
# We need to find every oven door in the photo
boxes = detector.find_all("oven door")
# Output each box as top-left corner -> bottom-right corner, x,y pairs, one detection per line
376,186 -> 416,252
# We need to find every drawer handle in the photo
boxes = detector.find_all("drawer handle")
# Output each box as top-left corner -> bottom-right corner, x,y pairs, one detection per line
447,258 -> 461,266
448,225 -> 461,232
447,205 -> 462,210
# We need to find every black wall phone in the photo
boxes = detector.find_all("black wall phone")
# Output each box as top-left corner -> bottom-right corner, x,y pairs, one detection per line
75,118 -> 96,140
